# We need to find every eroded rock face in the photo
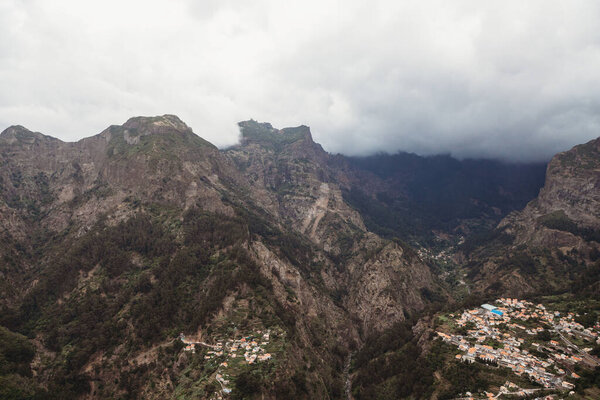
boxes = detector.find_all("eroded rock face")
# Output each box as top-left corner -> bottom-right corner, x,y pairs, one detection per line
467,136 -> 600,296
227,120 -> 438,334
500,137 -> 600,245
344,238 -> 433,334
531,137 -> 599,226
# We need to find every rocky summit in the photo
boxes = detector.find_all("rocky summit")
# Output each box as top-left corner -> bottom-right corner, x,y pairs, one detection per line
0,115 -> 598,399
464,136 -> 600,297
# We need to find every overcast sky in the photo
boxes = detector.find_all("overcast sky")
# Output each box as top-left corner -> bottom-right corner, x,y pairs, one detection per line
1,1 -> 600,161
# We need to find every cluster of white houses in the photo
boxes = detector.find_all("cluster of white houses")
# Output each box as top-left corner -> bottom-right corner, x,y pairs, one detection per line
180,330 -> 273,364
438,299 -> 600,391
180,330 -> 274,397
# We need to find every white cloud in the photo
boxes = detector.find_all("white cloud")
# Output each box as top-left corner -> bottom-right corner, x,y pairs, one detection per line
1,0 -> 600,161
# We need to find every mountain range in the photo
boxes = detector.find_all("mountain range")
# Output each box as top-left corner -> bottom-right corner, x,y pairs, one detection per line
0,115 -> 597,399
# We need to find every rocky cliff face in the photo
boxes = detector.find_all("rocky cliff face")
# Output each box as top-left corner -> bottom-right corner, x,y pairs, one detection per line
227,120 -> 437,334
0,116 -> 439,399
501,137 -> 600,236
538,137 -> 600,225
465,137 -> 600,296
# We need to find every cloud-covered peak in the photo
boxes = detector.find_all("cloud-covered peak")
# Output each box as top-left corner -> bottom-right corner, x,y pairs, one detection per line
1,0 -> 600,161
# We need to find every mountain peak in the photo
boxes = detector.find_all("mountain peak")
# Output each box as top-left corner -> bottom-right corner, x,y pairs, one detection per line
237,120 -> 315,150
0,125 -> 60,144
103,115 -> 215,158
121,114 -> 191,134
1,125 -> 31,135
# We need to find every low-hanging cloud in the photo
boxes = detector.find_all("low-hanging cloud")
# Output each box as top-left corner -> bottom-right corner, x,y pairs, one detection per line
1,0 -> 600,161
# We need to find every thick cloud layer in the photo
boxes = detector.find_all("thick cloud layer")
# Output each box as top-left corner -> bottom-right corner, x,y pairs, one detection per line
1,0 -> 600,161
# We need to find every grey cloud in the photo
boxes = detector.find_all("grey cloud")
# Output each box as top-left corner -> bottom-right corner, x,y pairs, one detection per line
1,0 -> 600,161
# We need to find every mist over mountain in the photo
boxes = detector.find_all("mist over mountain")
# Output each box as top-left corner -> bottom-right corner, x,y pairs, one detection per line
342,152 -> 547,242
4,2 -> 600,162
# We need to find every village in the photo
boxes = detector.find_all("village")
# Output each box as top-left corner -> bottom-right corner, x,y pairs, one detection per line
437,298 -> 600,398
178,329 -> 275,397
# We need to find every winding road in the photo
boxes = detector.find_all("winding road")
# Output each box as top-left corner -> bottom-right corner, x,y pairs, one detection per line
553,325 -> 600,367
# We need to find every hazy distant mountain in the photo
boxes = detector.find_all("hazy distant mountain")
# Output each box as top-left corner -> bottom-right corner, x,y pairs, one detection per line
341,152 -> 546,242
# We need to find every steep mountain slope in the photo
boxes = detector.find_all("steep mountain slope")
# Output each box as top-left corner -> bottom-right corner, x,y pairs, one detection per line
463,136 -> 600,296
0,116 -> 439,399
228,121 -> 437,333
